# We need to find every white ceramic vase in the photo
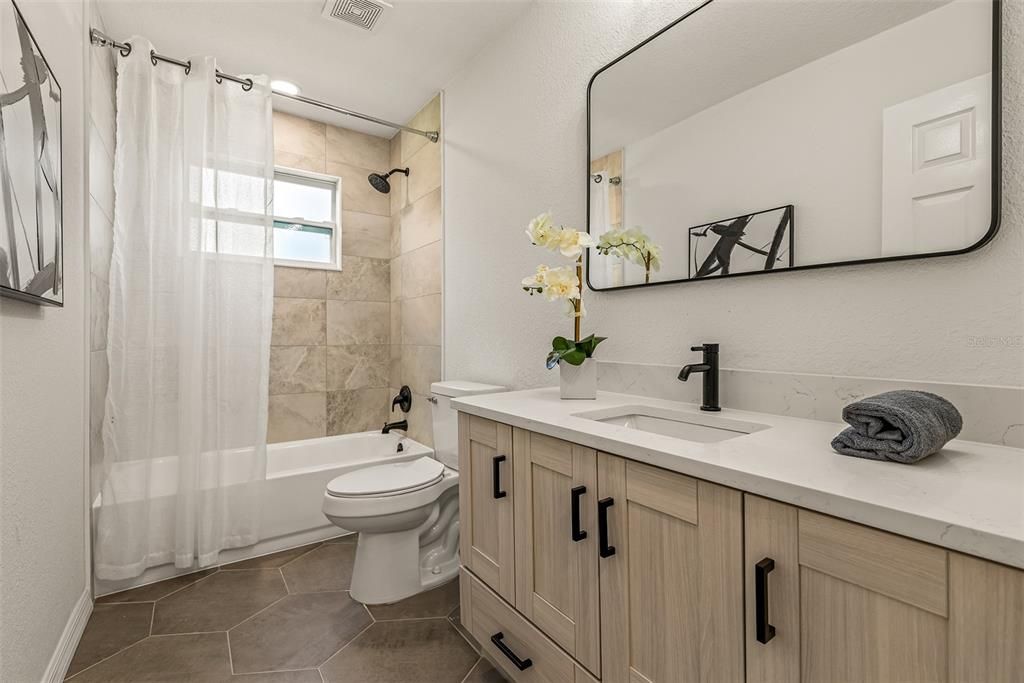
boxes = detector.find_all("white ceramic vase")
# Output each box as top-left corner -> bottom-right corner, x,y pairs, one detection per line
560,358 -> 597,400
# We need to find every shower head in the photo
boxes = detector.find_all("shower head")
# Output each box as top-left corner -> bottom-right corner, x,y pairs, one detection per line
367,167 -> 409,194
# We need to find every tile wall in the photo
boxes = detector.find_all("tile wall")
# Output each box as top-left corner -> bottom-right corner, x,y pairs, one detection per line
387,95 -> 443,447
268,111 -> 394,442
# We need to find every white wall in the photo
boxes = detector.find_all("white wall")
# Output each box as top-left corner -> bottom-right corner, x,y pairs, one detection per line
617,0 -> 990,281
0,0 -> 91,680
443,0 -> 1023,391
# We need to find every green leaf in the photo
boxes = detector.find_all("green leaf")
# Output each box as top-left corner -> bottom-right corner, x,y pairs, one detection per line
551,336 -> 572,352
561,349 -> 587,366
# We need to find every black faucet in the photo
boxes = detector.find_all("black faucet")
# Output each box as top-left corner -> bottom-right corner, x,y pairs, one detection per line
382,419 -> 408,434
678,343 -> 721,412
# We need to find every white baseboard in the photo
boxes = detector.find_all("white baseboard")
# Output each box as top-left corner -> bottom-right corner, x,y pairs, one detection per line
42,587 -> 92,683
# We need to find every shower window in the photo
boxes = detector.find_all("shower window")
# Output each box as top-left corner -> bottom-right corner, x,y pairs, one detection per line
272,168 -> 342,269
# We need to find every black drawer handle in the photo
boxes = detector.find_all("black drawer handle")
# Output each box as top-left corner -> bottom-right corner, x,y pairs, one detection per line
492,455 -> 507,499
755,557 -> 776,644
571,485 -> 587,542
597,497 -> 615,558
490,632 -> 533,671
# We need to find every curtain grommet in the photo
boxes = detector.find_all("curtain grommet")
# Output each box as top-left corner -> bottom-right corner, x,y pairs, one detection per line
119,42 -> 132,58
149,49 -> 158,66
242,78 -> 254,92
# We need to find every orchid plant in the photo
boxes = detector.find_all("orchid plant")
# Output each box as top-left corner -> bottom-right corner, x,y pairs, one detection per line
596,226 -> 662,284
521,213 -> 607,368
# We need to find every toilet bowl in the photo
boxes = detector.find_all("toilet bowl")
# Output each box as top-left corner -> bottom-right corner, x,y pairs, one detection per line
322,380 -> 506,605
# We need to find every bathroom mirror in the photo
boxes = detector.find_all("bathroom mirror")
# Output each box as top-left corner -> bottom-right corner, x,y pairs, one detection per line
587,0 -> 1000,290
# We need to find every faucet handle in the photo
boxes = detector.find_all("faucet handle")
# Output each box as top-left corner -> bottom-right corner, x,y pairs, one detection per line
691,343 -> 719,353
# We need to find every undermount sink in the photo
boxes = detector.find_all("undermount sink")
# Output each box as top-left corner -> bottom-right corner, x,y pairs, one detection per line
573,405 -> 770,443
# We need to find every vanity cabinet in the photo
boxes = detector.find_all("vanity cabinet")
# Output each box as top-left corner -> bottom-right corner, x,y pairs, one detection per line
458,415 -> 1024,683
458,414 -> 516,602
744,494 -> 1024,683
512,429 -> 601,675
597,453 -> 745,683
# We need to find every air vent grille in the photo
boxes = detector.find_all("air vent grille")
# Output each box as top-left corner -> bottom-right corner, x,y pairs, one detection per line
322,0 -> 390,32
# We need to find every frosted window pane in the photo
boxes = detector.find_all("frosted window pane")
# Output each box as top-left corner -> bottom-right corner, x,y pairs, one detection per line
274,177 -> 334,223
273,222 -> 332,263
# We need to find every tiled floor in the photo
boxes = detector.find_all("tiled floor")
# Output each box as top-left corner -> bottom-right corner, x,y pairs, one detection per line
68,536 -> 507,682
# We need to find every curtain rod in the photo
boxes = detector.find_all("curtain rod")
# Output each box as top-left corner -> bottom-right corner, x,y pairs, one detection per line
88,28 -> 439,143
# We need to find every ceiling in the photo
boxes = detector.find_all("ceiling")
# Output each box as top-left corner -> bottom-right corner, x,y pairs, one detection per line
97,0 -> 533,138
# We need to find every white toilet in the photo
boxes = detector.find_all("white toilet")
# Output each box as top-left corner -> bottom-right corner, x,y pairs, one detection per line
322,380 -> 506,605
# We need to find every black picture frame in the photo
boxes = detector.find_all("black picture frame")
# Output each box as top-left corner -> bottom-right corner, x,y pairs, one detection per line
585,0 -> 1002,293
687,205 -> 794,280
0,0 -> 64,307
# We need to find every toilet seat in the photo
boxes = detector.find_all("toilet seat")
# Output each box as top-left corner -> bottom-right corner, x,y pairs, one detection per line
327,457 -> 445,498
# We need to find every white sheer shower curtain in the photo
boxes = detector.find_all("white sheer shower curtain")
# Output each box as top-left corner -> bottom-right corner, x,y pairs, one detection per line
96,39 -> 274,580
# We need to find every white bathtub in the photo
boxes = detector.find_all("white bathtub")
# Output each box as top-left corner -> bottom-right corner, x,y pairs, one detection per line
94,431 -> 433,596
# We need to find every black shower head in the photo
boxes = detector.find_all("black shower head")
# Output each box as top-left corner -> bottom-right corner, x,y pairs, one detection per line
367,167 -> 410,194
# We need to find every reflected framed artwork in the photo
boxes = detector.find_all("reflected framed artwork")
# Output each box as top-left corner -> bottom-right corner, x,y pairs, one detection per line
688,205 -> 793,279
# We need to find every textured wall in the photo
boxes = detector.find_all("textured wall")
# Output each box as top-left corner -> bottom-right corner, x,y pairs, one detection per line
268,112 -> 393,442
389,95 -> 443,447
443,1 -> 1023,392
0,0 -> 89,679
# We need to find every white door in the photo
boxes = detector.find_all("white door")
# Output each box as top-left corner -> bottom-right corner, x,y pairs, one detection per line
881,73 -> 991,256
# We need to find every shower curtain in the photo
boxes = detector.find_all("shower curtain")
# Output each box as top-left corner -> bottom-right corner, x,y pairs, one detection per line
96,39 -> 274,580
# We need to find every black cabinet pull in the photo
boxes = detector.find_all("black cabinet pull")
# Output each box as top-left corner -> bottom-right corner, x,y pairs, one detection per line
755,557 -> 776,644
571,486 -> 587,542
597,497 -> 615,558
492,455 -> 507,499
490,632 -> 533,671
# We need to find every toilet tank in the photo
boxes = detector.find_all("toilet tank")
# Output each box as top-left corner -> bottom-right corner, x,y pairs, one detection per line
430,381 -> 507,470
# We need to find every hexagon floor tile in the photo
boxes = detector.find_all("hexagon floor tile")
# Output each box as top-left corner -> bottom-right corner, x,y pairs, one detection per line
320,619 -> 478,683
280,542 -> 356,593
65,603 -> 154,678
463,658 -> 509,683
152,569 -> 287,634
229,592 -> 371,673
367,579 -> 459,620
66,632 -> 231,682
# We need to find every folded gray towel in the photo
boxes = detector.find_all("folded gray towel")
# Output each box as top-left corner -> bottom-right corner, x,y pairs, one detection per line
831,390 -> 963,464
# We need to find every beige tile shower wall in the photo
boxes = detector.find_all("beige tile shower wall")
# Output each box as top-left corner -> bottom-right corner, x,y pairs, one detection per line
389,95 -> 443,447
268,112 -> 393,443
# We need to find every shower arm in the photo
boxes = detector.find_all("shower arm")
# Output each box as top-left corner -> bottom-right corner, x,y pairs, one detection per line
88,28 -> 440,143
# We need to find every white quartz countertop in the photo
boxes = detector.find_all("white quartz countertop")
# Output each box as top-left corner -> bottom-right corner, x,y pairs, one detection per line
452,388 -> 1024,569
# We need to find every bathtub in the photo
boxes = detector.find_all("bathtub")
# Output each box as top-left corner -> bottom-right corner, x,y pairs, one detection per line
93,431 -> 433,596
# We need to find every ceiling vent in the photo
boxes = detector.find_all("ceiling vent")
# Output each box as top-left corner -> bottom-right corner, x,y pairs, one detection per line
321,0 -> 392,32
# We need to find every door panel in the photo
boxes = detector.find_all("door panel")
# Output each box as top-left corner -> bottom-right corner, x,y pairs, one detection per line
513,429 -> 600,676
881,73 -> 991,255
459,413 -> 515,602
800,567 -> 948,683
600,455 -> 744,683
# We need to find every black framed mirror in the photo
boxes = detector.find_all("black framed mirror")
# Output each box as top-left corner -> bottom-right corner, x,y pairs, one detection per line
586,0 -> 1001,291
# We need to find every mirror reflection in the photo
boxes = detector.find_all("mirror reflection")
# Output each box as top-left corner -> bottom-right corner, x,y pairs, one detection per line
588,0 -> 996,289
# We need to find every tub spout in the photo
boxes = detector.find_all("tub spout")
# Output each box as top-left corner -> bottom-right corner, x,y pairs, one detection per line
382,419 -> 408,434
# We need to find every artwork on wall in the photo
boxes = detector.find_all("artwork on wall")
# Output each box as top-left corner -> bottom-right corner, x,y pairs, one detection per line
0,0 -> 63,306
688,205 -> 793,279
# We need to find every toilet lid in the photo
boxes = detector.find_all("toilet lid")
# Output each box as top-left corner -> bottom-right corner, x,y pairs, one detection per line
326,457 -> 445,498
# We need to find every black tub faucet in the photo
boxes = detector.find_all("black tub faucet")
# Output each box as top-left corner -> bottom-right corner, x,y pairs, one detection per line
678,343 -> 721,412
382,419 -> 408,434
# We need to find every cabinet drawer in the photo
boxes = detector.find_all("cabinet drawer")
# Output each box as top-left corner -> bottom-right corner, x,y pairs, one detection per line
461,569 -> 577,683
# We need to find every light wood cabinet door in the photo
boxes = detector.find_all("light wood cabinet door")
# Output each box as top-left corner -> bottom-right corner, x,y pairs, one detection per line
744,495 -> 1024,683
459,413 -> 515,603
512,429 -> 600,677
598,453 -> 745,683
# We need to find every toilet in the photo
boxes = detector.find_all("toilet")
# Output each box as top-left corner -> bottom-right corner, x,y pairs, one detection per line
322,380 -> 506,605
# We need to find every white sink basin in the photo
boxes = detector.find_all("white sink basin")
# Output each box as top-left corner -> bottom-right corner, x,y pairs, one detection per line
573,405 -> 770,443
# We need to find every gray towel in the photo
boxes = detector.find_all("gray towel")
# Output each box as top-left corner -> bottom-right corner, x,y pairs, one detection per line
831,390 -> 962,464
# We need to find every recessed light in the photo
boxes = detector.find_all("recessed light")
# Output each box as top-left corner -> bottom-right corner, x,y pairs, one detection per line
271,80 -> 301,96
